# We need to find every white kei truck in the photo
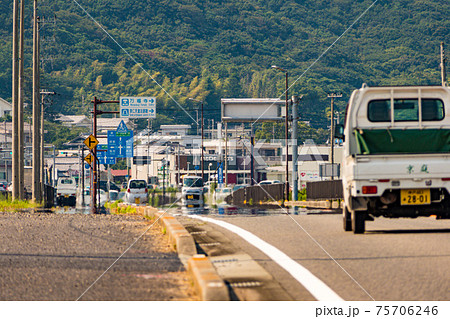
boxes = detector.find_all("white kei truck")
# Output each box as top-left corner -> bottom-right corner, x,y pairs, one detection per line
338,84 -> 450,233
56,177 -> 77,206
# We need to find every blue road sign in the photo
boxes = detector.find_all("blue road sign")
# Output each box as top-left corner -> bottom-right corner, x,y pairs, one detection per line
125,136 -> 134,158
85,163 -> 90,170
107,126 -> 134,158
99,156 -> 116,165
120,96 -> 156,119
97,144 -> 116,165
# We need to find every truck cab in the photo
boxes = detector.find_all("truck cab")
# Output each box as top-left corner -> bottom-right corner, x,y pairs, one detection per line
340,84 -> 450,233
181,175 -> 204,208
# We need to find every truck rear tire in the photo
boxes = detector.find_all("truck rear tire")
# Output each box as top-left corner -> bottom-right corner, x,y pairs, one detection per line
343,205 -> 352,231
352,211 -> 366,234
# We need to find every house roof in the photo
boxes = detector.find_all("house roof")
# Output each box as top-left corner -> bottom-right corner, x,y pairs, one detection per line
0,122 -> 32,134
96,118 -> 133,130
111,169 -> 128,177
0,97 -> 12,111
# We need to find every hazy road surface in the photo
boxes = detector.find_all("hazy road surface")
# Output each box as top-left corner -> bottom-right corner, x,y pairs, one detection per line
0,211 -> 196,301
180,208 -> 450,301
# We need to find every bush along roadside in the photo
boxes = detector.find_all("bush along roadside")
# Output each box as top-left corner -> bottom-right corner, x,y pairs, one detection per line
0,197 -> 41,212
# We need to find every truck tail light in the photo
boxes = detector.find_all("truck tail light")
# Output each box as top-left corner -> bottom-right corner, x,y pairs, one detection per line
442,178 -> 450,181
362,186 -> 377,194
127,188 -> 130,193
145,188 -> 147,192
378,179 -> 390,183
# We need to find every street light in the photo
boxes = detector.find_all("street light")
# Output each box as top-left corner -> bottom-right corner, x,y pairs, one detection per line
327,93 -> 342,181
189,98 -> 204,183
272,65 -> 289,201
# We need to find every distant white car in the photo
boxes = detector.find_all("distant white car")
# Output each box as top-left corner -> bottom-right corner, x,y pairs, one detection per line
109,190 -> 120,202
258,180 -> 281,185
214,187 -> 232,202
76,188 -> 107,207
232,184 -> 249,192
125,179 -> 148,204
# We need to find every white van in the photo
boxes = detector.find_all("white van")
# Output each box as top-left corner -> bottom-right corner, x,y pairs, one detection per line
339,84 -> 450,233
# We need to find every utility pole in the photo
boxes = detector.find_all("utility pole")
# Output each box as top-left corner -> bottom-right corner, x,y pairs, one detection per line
81,147 -> 85,207
188,98 -> 204,182
90,97 -> 120,213
271,65 -> 289,201
291,95 -> 302,201
12,0 -> 19,199
32,1 -> 41,202
441,42 -> 447,86
224,122 -> 228,186
40,90 -> 56,199
250,124 -> 254,185
201,101 -> 204,182
18,0 -> 25,199
162,158 -> 166,206
327,93 -> 342,181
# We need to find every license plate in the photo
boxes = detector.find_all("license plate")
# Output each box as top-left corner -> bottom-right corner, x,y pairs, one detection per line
187,204 -> 194,208
187,195 -> 194,199
400,189 -> 431,205
64,195 -> 69,198
135,198 -> 140,204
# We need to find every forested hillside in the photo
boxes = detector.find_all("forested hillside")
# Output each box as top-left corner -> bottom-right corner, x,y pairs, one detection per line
0,0 -> 448,142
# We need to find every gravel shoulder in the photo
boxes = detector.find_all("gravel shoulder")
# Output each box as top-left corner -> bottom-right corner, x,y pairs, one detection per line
0,211 -> 197,301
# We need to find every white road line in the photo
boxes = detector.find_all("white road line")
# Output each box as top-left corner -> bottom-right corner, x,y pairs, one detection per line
187,215 -> 344,301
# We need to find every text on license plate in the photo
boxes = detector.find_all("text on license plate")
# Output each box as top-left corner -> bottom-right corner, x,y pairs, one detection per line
400,189 -> 431,205
187,195 -> 194,199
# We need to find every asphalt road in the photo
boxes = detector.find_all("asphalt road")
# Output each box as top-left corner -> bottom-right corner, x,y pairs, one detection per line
0,211 -> 196,301
181,208 -> 450,301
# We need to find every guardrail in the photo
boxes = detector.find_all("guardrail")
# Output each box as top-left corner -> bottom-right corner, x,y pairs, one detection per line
226,183 -> 284,205
306,180 -> 343,200
43,184 -> 55,208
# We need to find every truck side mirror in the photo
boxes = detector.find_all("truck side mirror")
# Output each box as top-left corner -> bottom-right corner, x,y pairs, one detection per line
334,124 -> 345,139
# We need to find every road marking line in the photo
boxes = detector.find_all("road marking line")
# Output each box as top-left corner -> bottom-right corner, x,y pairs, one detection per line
187,214 -> 344,301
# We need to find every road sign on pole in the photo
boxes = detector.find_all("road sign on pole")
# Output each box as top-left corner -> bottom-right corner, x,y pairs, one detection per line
97,144 -> 116,165
84,134 -> 99,150
84,153 -> 94,166
107,122 -> 134,158
120,97 -> 156,119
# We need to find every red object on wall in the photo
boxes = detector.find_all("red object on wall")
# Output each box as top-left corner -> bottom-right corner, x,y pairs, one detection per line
226,174 -> 237,184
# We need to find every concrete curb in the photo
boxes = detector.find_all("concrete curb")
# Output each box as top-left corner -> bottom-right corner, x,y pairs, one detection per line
286,200 -> 343,209
188,254 -> 230,301
132,205 -> 229,300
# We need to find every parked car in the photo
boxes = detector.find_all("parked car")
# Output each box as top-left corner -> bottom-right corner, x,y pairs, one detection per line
98,181 -> 121,192
214,187 -> 232,202
76,187 -> 107,207
0,181 -> 7,192
125,179 -> 148,204
109,190 -> 119,201
232,184 -> 249,192
258,180 -> 281,185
